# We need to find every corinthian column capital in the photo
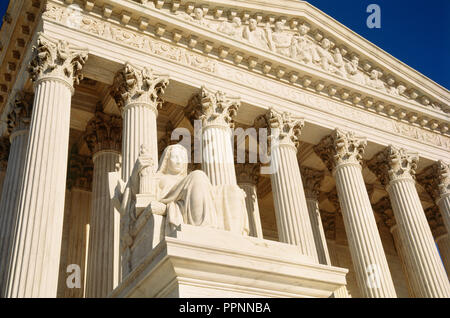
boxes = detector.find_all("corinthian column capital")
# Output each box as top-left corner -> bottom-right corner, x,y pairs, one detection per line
186,86 -> 240,129
6,91 -> 34,136
425,205 -> 446,239
27,33 -> 88,90
254,108 -> 304,149
67,153 -> 93,191
417,161 -> 450,202
111,63 -> 169,113
368,145 -> 419,187
84,106 -> 122,154
314,129 -> 366,173
300,167 -> 324,199
0,137 -> 9,171
235,162 -> 260,185
373,197 -> 396,230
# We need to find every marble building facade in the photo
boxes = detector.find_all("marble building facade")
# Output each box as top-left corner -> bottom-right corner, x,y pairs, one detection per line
0,0 -> 448,298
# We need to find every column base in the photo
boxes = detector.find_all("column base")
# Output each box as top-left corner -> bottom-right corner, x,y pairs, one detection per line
111,225 -> 348,298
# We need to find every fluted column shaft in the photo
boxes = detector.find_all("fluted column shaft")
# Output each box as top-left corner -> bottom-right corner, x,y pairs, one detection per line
64,188 -> 91,298
238,182 -> 263,238
335,164 -> 396,297
202,126 -> 236,185
1,34 -> 88,298
390,225 -> 416,298
327,240 -> 350,298
305,197 -> 331,265
436,234 -> 450,278
316,129 -> 396,298
388,178 -> 450,297
121,105 -> 157,181
86,151 -> 121,297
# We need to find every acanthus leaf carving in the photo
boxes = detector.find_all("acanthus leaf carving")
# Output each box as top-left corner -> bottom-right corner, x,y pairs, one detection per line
300,166 -> 324,199
0,137 -> 10,171
27,33 -> 88,87
372,196 -> 396,229
186,86 -> 240,128
417,160 -> 450,201
235,162 -> 260,185
67,153 -> 93,190
314,129 -> 367,172
7,91 -> 34,135
84,105 -> 122,154
254,108 -> 304,149
111,63 -> 169,112
368,145 -> 419,187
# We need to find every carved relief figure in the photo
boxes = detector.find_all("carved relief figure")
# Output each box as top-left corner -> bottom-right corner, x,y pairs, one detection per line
315,38 -> 338,73
243,18 -> 270,50
290,24 -> 316,65
269,21 -> 292,56
218,17 -> 243,40
366,69 -> 386,92
332,47 -> 347,77
345,55 -> 366,85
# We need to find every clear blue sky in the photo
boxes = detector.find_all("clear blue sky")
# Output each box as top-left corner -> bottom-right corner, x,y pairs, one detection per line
0,0 -> 448,89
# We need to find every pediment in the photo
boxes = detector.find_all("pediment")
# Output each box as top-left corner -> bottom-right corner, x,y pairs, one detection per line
0,0 -> 449,137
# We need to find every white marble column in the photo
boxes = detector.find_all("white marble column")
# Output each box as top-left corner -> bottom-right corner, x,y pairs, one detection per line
236,163 -> 263,238
315,129 -> 396,298
1,34 -> 88,298
301,167 -> 331,265
418,161 -> 450,235
0,138 -> 8,198
186,86 -> 239,186
254,109 -> 318,262
111,63 -> 169,182
369,145 -> 450,297
0,92 -> 33,296
327,240 -> 350,298
84,110 -> 122,298
436,234 -> 450,278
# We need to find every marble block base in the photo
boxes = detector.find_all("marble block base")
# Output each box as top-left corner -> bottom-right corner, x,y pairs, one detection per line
111,225 -> 348,298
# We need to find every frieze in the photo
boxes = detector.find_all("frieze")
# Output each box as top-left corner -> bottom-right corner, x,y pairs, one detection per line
41,2 -> 450,151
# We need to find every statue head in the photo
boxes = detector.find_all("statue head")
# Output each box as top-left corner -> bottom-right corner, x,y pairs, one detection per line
275,21 -> 284,32
298,24 -> 309,36
249,18 -> 257,31
321,38 -> 331,49
370,69 -> 381,79
158,144 -> 189,177
194,8 -> 204,20
232,17 -> 242,27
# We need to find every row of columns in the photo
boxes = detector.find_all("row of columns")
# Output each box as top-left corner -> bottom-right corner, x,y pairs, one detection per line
0,33 -> 448,298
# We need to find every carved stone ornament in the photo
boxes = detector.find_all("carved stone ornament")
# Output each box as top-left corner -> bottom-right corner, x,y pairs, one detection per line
368,145 -> 419,187
372,196 -> 396,229
67,153 -> 93,190
84,105 -> 122,154
111,63 -> 169,112
321,211 -> 336,240
7,91 -> 34,135
235,162 -> 260,185
314,129 -> 367,173
254,108 -> 304,149
186,86 -> 240,128
417,161 -> 450,202
0,137 -> 10,171
27,33 -> 88,88
425,205 -> 446,238
300,166 -> 324,199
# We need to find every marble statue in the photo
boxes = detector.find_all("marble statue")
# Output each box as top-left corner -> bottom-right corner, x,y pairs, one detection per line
243,18 -> 270,50
290,24 -> 316,65
269,21 -> 292,56
366,69 -> 386,92
345,55 -> 366,85
332,47 -> 347,77
217,17 -> 243,40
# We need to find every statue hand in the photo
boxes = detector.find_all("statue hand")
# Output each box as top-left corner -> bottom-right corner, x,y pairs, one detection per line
150,201 -> 167,215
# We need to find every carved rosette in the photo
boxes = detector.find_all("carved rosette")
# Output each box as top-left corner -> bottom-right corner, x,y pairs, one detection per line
373,197 -> 396,230
235,162 -> 260,185
417,161 -> 450,202
425,205 -> 446,238
186,86 -> 240,129
111,63 -> 169,113
67,154 -> 93,190
6,91 -> 34,136
368,146 -> 419,187
84,107 -> 122,155
27,33 -> 88,89
300,167 -> 324,199
0,137 -> 10,171
314,129 -> 367,173
254,108 -> 304,150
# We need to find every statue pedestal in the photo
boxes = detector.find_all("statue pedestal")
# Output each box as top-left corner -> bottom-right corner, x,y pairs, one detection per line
111,224 -> 348,298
